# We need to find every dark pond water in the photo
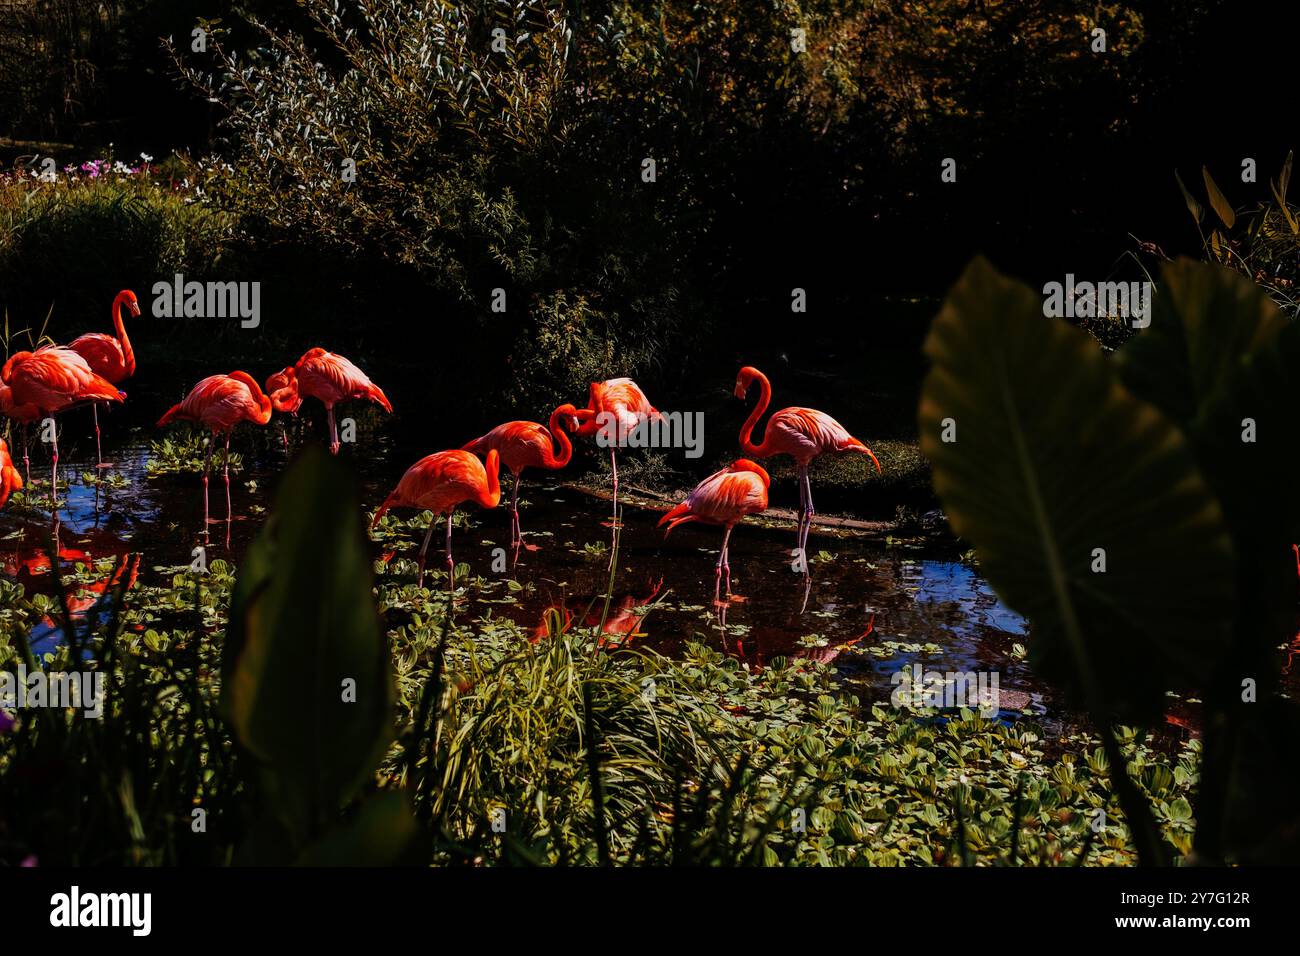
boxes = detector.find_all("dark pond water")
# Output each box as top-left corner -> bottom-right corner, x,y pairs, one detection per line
2,385 -> 1255,744
0,401 -> 1052,723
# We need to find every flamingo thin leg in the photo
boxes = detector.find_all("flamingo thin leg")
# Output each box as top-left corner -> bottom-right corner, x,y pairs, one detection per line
202,437 -> 213,527
795,464 -> 810,561
610,449 -> 620,523
608,449 -> 620,570
416,519 -> 436,588
93,403 -> 102,467
327,406 -> 339,455
511,473 -> 522,546
49,418 -> 58,513
445,512 -> 455,595
224,431 -> 233,521
721,525 -> 733,599
800,470 -> 811,546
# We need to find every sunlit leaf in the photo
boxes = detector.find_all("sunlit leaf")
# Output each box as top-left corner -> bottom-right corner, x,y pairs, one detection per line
1201,166 -> 1235,229
1175,169 -> 1204,226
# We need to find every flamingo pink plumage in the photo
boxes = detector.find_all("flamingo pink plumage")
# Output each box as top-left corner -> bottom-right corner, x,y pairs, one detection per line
372,448 -> 502,590
0,437 -> 22,509
659,458 -> 770,602
735,365 -> 880,559
462,404 -> 579,546
266,348 -> 392,454
157,371 -> 273,527
69,289 -> 140,465
1,346 -> 124,510
574,377 -> 662,528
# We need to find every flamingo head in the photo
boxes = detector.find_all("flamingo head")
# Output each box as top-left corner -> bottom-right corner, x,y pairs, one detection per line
0,351 -> 32,385
731,458 -> 770,489
552,403 -> 582,433
119,289 -> 142,318
734,365 -> 762,400
266,367 -> 302,413
571,406 -> 600,438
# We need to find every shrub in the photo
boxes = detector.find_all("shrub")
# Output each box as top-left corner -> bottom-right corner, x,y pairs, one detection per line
0,165 -> 231,328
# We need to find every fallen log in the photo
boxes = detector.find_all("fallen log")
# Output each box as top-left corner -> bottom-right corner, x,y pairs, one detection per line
558,482 -> 897,537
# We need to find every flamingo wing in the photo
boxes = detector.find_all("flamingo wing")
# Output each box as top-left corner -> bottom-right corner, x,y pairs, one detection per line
297,349 -> 392,412
375,450 -> 487,522
0,382 -> 40,422
68,333 -> 128,383
585,378 -> 661,440
687,467 -> 769,523
7,347 -> 122,412
661,462 -> 769,533
161,374 -> 266,431
463,421 -> 550,473
768,407 -> 865,459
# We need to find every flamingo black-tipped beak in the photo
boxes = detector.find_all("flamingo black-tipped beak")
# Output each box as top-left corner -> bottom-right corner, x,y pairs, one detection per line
733,381 -> 747,400
866,446 -> 882,474
129,303 -> 142,317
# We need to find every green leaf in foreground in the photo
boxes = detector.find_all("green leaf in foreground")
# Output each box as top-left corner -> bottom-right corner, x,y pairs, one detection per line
1118,259 -> 1300,546
222,446 -> 394,837
918,256 -> 1235,720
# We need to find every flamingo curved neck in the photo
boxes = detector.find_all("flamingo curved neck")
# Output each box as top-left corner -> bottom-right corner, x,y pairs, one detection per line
739,370 -> 773,457
229,371 -> 273,424
481,450 -> 502,507
546,409 -> 573,468
112,292 -> 136,376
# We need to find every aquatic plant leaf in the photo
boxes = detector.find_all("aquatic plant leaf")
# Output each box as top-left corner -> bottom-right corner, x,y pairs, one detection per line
919,256 -> 1235,719
223,446 -> 394,834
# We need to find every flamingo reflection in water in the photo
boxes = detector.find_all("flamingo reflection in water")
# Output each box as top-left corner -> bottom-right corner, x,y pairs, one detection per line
531,579 -> 663,650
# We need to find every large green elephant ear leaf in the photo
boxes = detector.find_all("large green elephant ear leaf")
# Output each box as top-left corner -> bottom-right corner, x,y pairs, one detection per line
294,791 -> 418,866
222,446 -> 394,838
1118,260 -> 1300,546
919,257 -> 1236,720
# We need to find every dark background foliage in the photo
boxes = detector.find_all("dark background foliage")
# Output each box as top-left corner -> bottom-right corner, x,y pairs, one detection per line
0,0 -> 1293,420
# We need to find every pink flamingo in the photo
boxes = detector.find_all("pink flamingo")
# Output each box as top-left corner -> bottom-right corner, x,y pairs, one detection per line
0,438 -> 21,509
68,289 -> 140,466
574,378 -> 662,527
1,347 -> 124,510
266,348 -> 392,454
265,367 -> 298,449
156,372 -> 273,527
0,380 -> 40,484
735,365 -> 880,558
372,449 -> 502,591
462,404 -> 580,546
658,458 -> 770,603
